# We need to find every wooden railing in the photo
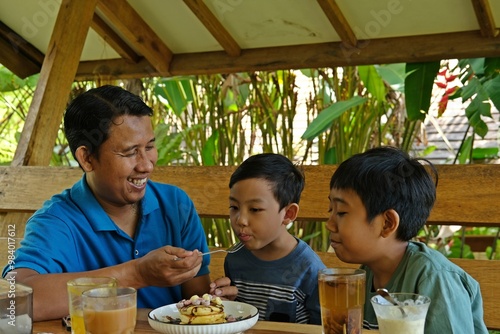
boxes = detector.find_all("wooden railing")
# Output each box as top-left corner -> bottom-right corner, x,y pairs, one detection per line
1,165 -> 499,224
1,164 -> 499,329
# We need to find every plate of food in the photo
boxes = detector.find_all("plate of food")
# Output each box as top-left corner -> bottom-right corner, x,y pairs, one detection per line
148,294 -> 259,334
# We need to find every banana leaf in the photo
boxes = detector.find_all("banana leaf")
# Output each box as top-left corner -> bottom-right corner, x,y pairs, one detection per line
301,96 -> 367,140
404,62 -> 440,121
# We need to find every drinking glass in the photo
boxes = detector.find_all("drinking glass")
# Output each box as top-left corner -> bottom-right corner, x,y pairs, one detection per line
0,279 -> 32,334
82,287 -> 137,334
67,277 -> 117,334
371,293 -> 431,334
318,268 -> 366,334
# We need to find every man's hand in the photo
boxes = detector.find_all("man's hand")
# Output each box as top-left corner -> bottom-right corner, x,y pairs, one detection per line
135,246 -> 203,287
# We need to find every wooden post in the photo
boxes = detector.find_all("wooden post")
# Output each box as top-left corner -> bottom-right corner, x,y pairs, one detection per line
12,0 -> 99,166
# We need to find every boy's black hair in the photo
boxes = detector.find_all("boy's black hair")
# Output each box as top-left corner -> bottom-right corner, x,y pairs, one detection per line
330,146 -> 438,241
64,85 -> 153,161
229,153 -> 305,211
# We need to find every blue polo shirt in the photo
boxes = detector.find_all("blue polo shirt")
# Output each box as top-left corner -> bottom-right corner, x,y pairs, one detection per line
2,175 -> 210,309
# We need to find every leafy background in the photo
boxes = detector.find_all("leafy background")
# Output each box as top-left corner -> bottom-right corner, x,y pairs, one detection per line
1,60 -> 499,259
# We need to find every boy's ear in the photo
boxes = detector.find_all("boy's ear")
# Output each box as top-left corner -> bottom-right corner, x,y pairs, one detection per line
75,146 -> 94,172
380,209 -> 400,238
282,203 -> 299,225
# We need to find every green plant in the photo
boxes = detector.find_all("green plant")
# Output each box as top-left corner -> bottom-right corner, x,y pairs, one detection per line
301,65 -> 419,165
3,63 -> 498,253
0,65 -> 38,165
405,58 -> 500,163
151,72 -> 306,246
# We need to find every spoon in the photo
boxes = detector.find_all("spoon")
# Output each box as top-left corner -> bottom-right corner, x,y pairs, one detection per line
376,288 -> 407,318
199,242 -> 244,256
173,242 -> 244,261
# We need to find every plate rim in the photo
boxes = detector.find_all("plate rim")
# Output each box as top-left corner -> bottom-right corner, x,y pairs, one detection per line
147,300 -> 259,327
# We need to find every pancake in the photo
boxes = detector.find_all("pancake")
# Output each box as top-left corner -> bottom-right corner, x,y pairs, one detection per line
176,294 -> 226,324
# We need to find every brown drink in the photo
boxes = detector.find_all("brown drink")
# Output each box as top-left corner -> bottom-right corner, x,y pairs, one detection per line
318,268 -> 366,334
83,305 -> 136,334
82,287 -> 136,334
67,277 -> 117,334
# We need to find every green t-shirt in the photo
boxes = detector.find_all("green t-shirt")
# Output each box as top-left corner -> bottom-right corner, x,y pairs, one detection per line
362,241 -> 487,333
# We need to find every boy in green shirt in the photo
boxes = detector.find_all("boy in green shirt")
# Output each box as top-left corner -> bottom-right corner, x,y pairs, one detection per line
325,146 -> 487,333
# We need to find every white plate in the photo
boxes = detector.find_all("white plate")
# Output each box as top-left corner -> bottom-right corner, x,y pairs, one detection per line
148,301 -> 259,334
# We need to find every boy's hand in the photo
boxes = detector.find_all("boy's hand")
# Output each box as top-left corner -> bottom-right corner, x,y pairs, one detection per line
209,277 -> 237,300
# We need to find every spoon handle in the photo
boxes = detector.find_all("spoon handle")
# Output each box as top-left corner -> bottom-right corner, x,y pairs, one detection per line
375,288 -> 408,318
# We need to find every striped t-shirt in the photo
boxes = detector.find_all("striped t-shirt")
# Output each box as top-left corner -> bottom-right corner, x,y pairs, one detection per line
224,239 -> 326,324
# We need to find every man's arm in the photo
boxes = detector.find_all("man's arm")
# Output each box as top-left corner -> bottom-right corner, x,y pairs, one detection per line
7,246 -> 203,321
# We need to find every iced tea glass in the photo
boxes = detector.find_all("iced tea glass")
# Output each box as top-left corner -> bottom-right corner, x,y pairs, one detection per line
82,287 -> 137,334
318,268 -> 366,334
67,277 -> 117,334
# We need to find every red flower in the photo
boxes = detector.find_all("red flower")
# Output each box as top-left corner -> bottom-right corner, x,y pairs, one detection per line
445,74 -> 457,82
445,86 -> 458,95
438,95 -> 449,117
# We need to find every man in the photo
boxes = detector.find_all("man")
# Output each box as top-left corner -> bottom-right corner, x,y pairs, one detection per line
3,85 -> 235,321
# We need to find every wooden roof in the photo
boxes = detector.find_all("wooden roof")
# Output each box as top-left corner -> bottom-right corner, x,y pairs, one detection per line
1,0 -> 500,166
1,0 -> 500,80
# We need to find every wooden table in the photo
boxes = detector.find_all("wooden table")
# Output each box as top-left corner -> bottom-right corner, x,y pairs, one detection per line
33,309 -> 378,333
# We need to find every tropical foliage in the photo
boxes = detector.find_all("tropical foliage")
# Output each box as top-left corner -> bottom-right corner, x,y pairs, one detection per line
1,59 -> 499,254
406,59 -> 500,163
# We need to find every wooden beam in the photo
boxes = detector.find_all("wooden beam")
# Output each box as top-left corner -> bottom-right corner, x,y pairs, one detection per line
76,57 -> 163,80
183,0 -> 241,57
471,0 -> 498,37
169,31 -> 500,74
97,0 -> 173,76
90,13 -> 140,63
11,0 -> 98,166
0,21 -> 43,78
1,164 -> 500,226
0,34 -> 40,79
74,30 -> 500,80
316,0 -> 357,47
